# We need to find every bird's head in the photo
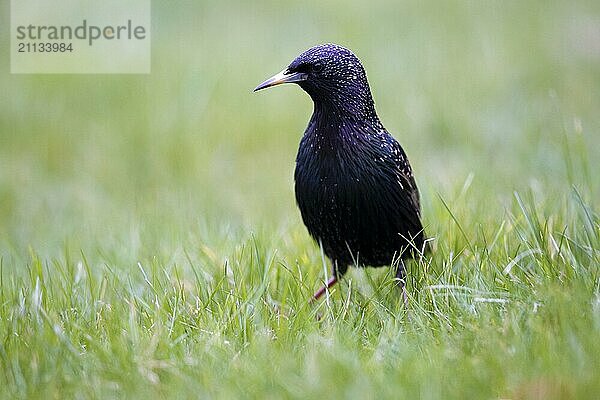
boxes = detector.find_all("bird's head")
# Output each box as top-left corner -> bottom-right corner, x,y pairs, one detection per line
255,44 -> 376,119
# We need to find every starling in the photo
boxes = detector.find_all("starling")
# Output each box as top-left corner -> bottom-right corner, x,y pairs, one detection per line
255,43 -> 427,301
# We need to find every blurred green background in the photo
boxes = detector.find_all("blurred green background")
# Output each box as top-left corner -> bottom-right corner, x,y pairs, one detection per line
2,0 -> 598,266
2,1 -> 599,260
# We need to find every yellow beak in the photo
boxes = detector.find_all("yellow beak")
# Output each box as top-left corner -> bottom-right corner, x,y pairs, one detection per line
254,69 -> 308,92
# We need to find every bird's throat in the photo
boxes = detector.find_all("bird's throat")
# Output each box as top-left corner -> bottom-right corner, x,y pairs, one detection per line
308,99 -> 382,139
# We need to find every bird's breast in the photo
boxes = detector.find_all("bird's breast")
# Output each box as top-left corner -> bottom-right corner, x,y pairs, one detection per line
294,132 -> 380,213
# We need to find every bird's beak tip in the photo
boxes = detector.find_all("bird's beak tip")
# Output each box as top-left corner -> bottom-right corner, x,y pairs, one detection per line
253,69 -> 307,93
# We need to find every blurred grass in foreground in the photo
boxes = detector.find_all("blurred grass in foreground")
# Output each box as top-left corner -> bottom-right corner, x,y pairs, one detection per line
0,0 -> 599,398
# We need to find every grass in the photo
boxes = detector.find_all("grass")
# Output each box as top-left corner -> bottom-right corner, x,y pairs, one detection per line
1,0 -> 599,398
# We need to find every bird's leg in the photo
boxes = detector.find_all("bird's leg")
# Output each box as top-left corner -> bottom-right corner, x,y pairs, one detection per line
311,262 -> 347,302
395,260 -> 409,307
311,275 -> 338,302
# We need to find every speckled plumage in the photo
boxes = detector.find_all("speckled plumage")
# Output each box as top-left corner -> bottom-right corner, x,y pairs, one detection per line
256,43 -> 427,299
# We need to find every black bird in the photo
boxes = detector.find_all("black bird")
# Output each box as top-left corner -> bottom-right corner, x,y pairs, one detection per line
255,44 -> 427,301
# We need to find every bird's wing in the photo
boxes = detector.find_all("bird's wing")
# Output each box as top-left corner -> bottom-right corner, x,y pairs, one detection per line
388,134 -> 421,214
367,128 -> 424,236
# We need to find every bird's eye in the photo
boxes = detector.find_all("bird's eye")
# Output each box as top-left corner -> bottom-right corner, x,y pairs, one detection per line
290,62 -> 324,74
291,63 -> 310,74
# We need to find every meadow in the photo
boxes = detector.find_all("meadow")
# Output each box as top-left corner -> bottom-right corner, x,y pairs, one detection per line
1,1 -> 599,398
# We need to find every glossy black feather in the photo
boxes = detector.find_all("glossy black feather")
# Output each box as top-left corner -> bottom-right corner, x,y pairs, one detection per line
294,104 -> 426,272
266,44 -> 427,277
